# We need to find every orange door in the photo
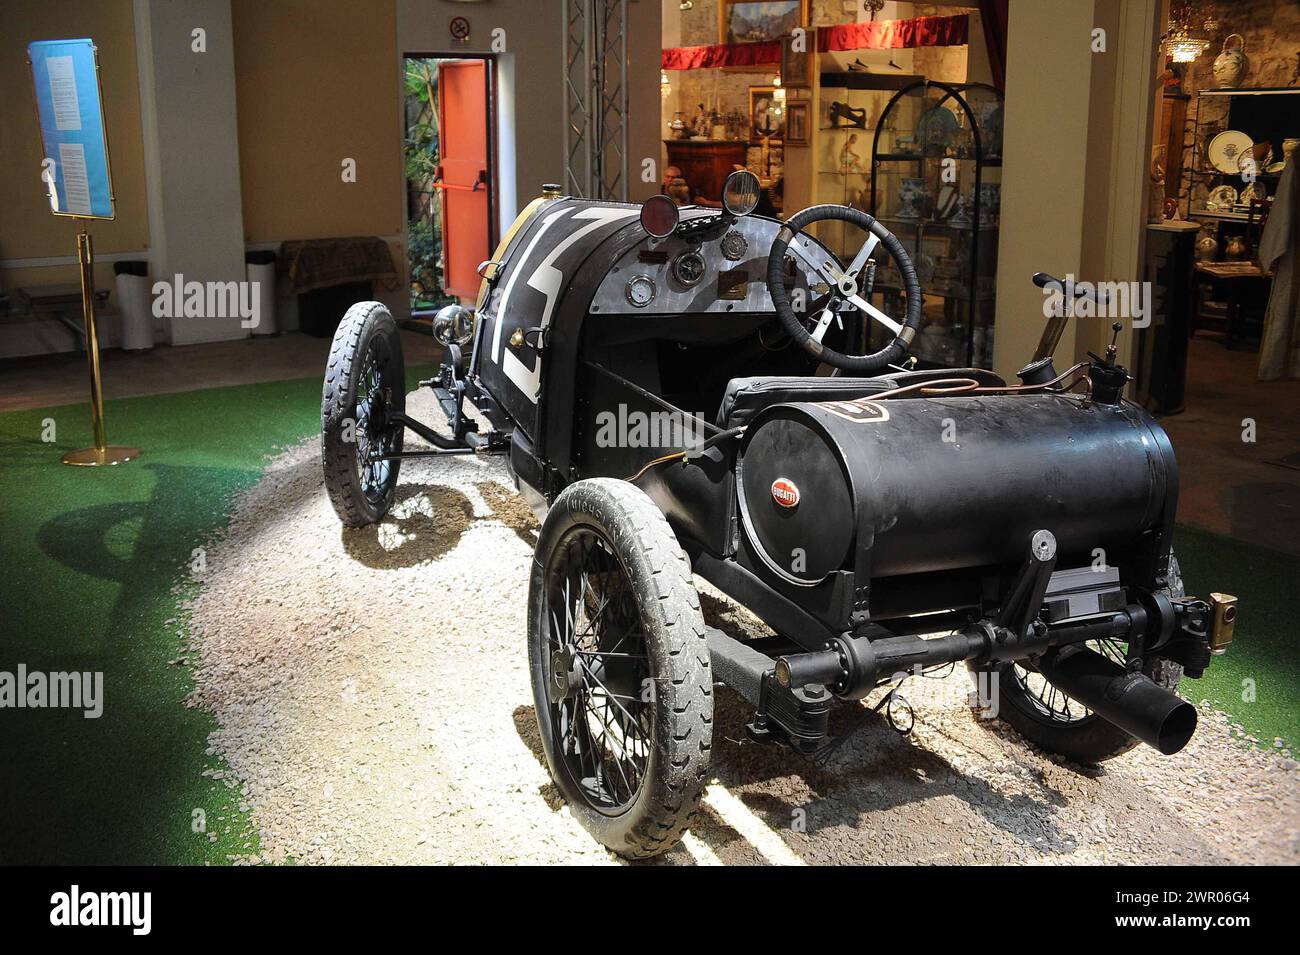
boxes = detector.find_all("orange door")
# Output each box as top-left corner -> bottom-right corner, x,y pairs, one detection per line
436,59 -> 492,300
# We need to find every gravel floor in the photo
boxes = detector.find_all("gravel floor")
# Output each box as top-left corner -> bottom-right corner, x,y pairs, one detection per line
186,389 -> 1300,866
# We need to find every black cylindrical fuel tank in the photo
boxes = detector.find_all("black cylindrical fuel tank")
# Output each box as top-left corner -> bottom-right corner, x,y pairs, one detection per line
736,393 -> 1176,584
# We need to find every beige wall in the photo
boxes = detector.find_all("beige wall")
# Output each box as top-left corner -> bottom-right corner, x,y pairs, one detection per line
397,0 -> 663,216
991,0 -> 1161,379
231,0 -> 403,243
0,0 -> 149,293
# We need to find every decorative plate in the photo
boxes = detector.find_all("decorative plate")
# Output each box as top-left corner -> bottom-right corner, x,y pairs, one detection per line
1207,130 -> 1254,174
1206,184 -> 1238,212
1240,180 -> 1268,204
917,106 -> 959,151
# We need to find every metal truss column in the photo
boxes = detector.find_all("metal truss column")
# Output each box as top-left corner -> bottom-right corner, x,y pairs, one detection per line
563,0 -> 628,200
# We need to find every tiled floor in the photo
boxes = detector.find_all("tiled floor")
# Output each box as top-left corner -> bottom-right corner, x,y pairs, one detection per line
0,330 -> 441,413
1162,336 -> 1300,556
1,330 -> 1295,554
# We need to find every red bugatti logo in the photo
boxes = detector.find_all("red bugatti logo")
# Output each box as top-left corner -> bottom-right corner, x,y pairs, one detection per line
770,478 -> 800,508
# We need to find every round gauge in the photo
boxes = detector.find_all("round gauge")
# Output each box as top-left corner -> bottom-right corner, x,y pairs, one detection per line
672,250 -> 706,287
625,274 -> 656,308
721,229 -> 748,261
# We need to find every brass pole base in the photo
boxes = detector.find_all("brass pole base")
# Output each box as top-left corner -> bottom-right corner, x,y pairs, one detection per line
62,446 -> 141,467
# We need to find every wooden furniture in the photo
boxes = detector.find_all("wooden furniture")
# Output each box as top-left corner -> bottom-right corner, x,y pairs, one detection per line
1191,261 -> 1270,349
1157,92 -> 1188,203
14,283 -> 114,352
664,140 -> 748,205
1135,222 -> 1198,414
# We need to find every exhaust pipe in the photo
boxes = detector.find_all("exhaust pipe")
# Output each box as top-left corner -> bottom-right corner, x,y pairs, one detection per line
1035,644 -> 1197,755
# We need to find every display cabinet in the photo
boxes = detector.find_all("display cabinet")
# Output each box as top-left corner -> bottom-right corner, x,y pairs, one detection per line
1181,87 -> 1299,256
845,79 -> 1003,369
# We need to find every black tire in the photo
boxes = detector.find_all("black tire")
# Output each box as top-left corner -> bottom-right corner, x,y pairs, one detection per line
321,302 -> 405,526
971,555 -> 1186,765
528,478 -> 713,858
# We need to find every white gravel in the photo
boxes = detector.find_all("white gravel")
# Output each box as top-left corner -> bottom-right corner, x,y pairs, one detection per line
186,388 -> 1300,865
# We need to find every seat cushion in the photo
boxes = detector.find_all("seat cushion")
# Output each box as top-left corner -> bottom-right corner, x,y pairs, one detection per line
716,368 -> 1006,428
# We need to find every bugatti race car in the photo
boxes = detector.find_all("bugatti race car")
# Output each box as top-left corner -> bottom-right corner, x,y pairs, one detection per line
320,172 -> 1238,859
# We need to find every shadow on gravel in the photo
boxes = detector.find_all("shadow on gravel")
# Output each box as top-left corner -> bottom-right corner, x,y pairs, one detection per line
341,480 -> 539,569
341,484 -> 474,568
510,703 -> 760,866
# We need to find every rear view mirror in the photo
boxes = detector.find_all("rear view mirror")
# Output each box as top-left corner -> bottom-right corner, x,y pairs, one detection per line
722,169 -> 761,217
640,194 -> 680,238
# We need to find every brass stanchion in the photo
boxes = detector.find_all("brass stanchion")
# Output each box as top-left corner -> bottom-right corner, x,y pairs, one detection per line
61,221 -> 140,467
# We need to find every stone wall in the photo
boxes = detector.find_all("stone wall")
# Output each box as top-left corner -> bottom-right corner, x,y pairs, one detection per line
1174,0 -> 1300,216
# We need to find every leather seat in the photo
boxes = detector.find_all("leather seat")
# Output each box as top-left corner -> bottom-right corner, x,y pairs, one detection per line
716,368 -> 1005,428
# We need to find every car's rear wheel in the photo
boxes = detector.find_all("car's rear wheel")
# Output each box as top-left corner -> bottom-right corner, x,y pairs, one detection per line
971,556 -> 1186,765
322,302 -> 405,526
527,479 -> 713,858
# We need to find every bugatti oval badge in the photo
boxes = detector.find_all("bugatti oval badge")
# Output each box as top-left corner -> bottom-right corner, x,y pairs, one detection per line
770,478 -> 800,508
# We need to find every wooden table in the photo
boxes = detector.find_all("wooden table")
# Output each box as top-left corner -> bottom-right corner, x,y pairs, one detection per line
1191,261 -> 1270,349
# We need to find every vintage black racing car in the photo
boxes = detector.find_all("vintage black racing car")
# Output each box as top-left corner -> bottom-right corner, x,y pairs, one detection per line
320,172 -> 1238,858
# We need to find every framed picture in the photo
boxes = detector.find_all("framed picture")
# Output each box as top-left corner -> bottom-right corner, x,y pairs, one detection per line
749,86 -> 785,142
720,1 -> 808,45
780,33 -> 812,88
785,102 -> 809,145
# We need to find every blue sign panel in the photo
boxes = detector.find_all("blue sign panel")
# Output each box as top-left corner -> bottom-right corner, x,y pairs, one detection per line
28,38 -> 115,220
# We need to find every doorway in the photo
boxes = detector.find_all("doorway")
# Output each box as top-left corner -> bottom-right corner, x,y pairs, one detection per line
403,54 -> 496,318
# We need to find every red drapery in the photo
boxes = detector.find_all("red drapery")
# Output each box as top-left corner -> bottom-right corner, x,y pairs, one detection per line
661,14 -> 969,70
817,14 -> 969,54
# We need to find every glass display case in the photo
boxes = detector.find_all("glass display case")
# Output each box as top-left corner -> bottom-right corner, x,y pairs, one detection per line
1182,87 -> 1300,255
851,80 -> 1003,369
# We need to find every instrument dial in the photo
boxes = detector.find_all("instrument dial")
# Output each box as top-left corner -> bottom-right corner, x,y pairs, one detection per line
721,229 -> 748,261
672,250 -> 707,288
625,274 -> 656,308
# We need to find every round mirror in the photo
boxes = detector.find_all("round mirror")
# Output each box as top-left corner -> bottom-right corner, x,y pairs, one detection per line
640,194 -> 680,238
722,169 -> 762,217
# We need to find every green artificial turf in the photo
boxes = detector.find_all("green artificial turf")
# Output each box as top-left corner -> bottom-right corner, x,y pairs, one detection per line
0,377 -> 325,863
1167,526 -> 1300,753
0,370 -> 1294,864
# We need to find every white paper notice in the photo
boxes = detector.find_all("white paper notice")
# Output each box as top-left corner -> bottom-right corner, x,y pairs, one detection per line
58,143 -> 92,215
47,55 -> 82,131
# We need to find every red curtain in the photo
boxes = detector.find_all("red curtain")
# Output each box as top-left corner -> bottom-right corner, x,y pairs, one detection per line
661,39 -> 783,71
661,14 -> 970,70
816,14 -> 969,54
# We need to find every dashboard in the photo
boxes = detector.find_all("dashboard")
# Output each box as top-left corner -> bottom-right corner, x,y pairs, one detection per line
587,212 -> 832,316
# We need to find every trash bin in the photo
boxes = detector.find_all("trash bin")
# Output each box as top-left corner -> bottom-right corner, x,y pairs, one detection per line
245,250 -> 278,336
114,259 -> 152,351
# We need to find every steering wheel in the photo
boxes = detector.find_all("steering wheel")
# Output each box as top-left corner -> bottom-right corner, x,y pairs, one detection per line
767,205 -> 923,374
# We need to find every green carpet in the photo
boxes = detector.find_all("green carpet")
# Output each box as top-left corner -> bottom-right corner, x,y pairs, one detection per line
1168,527 -> 1299,752
0,373 -> 1294,863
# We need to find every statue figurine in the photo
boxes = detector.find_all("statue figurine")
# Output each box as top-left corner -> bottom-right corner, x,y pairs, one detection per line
840,134 -> 864,173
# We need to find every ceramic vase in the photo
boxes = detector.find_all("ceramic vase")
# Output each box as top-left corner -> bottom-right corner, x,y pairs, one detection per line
1212,34 -> 1247,89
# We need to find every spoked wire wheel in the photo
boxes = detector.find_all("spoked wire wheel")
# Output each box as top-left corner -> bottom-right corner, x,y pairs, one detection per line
544,528 -> 652,814
527,479 -> 712,858
353,339 -> 401,507
1009,637 -> 1128,724
322,302 -> 405,526
972,556 -> 1185,764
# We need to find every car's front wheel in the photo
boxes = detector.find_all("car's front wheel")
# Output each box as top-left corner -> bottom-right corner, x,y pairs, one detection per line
321,302 -> 405,526
527,479 -> 713,858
